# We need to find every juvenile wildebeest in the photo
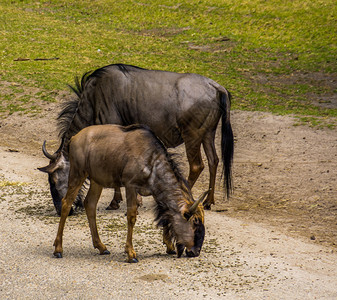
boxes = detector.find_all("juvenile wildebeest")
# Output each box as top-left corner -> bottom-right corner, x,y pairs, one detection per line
53,124 -> 206,262
39,64 -> 233,214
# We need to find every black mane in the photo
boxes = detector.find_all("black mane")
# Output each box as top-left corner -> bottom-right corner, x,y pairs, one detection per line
57,74 -> 87,139
57,64 -> 147,140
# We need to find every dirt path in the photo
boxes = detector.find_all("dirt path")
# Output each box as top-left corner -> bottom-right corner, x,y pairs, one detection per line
0,110 -> 336,299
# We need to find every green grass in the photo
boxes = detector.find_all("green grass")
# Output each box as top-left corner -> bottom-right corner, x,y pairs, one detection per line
1,0 -> 336,124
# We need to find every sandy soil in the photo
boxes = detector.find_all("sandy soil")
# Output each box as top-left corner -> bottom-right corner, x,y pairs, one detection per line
0,106 -> 336,299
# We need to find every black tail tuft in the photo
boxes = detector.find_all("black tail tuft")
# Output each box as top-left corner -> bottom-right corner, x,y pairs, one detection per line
220,90 -> 234,198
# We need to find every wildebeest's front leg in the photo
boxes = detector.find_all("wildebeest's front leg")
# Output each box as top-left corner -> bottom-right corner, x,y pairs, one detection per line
54,176 -> 86,258
106,187 -> 123,210
84,180 -> 110,255
125,187 -> 138,263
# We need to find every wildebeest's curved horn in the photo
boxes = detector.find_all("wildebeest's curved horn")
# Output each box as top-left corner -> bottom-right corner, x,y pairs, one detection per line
189,189 -> 210,213
42,138 -> 65,160
42,140 -> 57,160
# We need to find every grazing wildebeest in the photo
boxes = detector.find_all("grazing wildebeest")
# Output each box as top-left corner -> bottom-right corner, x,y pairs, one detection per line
39,64 -> 233,214
53,124 -> 206,262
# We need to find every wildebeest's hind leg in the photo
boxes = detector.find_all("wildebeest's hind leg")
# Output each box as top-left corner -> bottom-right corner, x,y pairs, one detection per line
53,176 -> 86,258
125,187 -> 138,263
84,180 -> 110,255
163,225 -> 176,254
183,133 -> 205,189
202,130 -> 219,209
106,187 -> 123,210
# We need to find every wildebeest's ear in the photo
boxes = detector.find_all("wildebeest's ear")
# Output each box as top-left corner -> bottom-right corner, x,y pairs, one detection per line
37,161 -> 59,174
37,166 -> 49,173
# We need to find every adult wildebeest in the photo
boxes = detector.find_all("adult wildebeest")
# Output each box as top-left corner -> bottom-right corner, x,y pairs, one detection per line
39,64 -> 233,214
53,124 -> 206,262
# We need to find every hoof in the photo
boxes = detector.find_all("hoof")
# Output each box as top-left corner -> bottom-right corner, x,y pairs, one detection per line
100,249 -> 111,255
167,250 -> 177,255
129,257 -> 138,263
54,252 -> 62,258
106,202 -> 120,210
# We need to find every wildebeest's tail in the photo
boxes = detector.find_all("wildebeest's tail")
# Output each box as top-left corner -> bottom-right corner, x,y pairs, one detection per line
219,89 -> 234,198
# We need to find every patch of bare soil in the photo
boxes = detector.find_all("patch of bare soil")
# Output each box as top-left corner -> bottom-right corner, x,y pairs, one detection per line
221,111 -> 337,248
1,105 -> 337,298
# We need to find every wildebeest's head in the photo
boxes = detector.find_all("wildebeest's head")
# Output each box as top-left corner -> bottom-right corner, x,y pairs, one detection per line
175,190 -> 207,258
38,139 -> 72,215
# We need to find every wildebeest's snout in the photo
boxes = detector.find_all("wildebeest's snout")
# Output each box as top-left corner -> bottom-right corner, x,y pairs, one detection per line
177,245 -> 201,258
176,222 -> 205,258
187,222 -> 205,257
186,247 -> 201,257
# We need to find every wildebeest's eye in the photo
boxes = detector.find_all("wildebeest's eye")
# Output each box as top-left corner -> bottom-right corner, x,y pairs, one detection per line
183,212 -> 192,221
